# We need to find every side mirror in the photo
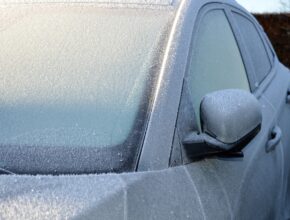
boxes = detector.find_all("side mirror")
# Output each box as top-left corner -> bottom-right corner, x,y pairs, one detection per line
183,89 -> 262,159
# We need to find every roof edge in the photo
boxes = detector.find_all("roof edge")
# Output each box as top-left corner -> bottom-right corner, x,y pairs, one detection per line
0,0 -> 173,6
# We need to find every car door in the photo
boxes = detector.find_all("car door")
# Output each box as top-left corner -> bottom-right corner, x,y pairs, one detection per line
229,7 -> 290,219
173,3 -> 285,219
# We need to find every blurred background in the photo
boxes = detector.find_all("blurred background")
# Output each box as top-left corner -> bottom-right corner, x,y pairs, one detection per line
237,0 -> 290,68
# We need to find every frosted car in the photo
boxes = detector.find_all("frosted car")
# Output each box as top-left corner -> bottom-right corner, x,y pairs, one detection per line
0,0 -> 289,219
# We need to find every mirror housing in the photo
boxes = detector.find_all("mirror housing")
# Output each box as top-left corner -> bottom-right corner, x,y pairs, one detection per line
201,89 -> 262,145
183,89 -> 262,158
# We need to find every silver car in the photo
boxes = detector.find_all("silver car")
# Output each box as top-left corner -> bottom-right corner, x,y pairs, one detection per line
0,0 -> 289,219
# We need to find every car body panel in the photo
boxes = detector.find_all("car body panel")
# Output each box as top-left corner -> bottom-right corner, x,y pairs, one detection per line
262,61 -> 290,218
137,0 -> 255,171
0,167 -> 207,220
0,0 -> 289,219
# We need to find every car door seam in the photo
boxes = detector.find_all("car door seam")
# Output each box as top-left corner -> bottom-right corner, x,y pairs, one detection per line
207,160 -> 234,220
184,167 -> 206,220
120,176 -> 128,220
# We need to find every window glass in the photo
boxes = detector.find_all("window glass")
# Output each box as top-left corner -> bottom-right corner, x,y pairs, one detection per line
188,10 -> 250,128
233,13 -> 271,84
0,3 -> 174,174
0,5 -> 172,148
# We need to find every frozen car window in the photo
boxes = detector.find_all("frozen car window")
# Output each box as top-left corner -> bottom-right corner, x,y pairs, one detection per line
0,3 -> 173,173
233,12 -> 271,84
0,4 -> 172,148
187,10 -> 250,128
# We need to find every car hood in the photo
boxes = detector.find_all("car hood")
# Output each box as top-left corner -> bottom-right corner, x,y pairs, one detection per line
0,166 -> 207,220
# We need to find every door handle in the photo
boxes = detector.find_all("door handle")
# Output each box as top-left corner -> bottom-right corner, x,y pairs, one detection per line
287,88 -> 290,104
266,126 -> 282,153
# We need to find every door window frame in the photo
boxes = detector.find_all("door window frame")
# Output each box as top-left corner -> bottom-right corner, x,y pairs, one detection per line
225,5 -> 277,93
170,2 -> 280,167
170,3 -> 253,166
185,4 -> 253,93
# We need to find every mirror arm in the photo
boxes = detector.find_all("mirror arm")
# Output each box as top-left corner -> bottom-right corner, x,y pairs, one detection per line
182,124 -> 261,159
183,132 -> 235,159
183,132 -> 232,150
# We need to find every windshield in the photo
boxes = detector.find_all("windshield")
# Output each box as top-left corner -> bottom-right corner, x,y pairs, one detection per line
0,3 -> 174,174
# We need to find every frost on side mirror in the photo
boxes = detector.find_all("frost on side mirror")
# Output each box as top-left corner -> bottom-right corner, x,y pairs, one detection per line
183,89 -> 262,159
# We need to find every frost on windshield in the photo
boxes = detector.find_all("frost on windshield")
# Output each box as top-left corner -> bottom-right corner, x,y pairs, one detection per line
0,4 -> 173,148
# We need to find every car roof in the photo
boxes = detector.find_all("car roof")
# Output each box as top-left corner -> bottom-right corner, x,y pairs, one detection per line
0,0 -> 173,6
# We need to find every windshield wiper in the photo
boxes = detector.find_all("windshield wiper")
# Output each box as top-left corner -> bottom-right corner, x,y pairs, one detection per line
0,167 -> 15,175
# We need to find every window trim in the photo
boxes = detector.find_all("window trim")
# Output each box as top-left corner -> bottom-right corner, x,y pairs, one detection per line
227,7 -> 275,90
224,6 -> 257,91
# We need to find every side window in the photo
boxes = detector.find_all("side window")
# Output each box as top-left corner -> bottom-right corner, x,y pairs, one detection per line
188,9 -> 250,127
233,12 -> 272,84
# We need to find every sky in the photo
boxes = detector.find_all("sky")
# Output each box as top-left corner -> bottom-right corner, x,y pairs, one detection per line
236,0 -> 286,13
